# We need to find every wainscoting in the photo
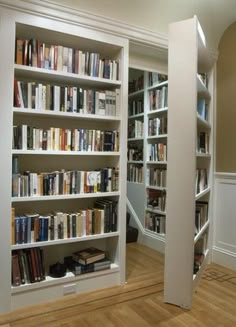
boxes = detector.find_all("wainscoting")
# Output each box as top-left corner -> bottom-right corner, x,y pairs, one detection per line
213,173 -> 236,270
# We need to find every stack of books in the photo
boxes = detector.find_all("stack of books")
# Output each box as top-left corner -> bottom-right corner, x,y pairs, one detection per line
65,247 -> 111,275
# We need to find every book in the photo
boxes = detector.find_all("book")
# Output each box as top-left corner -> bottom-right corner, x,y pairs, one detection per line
12,252 -> 21,286
15,39 -> 24,65
11,208 -> 15,245
72,247 -> 105,265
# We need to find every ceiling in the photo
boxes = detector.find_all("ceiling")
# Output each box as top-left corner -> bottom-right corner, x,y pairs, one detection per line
48,0 -> 236,50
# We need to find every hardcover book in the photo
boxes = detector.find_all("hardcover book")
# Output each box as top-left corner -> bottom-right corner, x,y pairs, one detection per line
72,247 -> 105,265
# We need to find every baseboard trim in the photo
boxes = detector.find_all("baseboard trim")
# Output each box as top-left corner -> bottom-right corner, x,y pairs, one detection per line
212,246 -> 236,270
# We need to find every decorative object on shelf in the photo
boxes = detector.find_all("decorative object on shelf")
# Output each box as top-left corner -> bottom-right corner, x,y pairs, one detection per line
49,262 -> 66,278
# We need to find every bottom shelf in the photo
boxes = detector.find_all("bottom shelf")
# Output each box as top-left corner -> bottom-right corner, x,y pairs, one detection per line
11,263 -> 120,310
193,249 -> 209,289
12,263 -> 119,294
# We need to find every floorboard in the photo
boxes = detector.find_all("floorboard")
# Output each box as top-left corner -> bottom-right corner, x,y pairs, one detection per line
0,242 -> 235,326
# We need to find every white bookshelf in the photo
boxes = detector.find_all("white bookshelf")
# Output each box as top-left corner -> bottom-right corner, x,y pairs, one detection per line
145,72 -> 168,238
0,5 -> 128,313
127,68 -> 168,244
127,69 -> 145,185
164,16 -> 214,309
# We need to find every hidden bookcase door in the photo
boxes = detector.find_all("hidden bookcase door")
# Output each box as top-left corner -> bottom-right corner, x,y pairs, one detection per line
164,16 -> 214,309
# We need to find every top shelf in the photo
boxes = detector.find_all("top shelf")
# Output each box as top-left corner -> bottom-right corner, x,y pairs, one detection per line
14,65 -> 122,88
196,19 -> 213,73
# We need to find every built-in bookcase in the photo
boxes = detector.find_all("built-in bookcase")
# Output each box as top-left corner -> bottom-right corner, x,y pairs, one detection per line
145,73 -> 168,237
164,16 -> 214,309
127,68 -> 168,242
127,69 -> 144,184
0,6 -> 128,313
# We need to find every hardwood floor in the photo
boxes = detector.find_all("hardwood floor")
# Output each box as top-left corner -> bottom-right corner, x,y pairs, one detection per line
1,242 -> 236,326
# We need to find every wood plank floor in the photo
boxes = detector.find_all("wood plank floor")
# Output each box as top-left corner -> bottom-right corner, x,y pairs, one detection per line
1,242 -> 236,326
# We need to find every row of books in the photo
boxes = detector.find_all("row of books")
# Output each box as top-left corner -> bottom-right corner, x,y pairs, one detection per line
14,79 -> 119,116
148,116 -> 167,136
145,212 -> 166,234
147,143 -> 167,162
13,125 -> 119,152
12,167 -> 119,197
146,189 -> 166,212
127,146 -> 143,161
12,248 -> 45,286
148,72 -> 168,87
128,75 -> 144,93
146,167 -> 167,188
15,39 -> 119,80
195,168 -> 208,195
128,120 -> 143,139
127,164 -> 143,183
195,201 -> 208,235
197,131 -> 209,154
128,99 -> 144,117
149,86 -> 168,111
12,200 -> 117,245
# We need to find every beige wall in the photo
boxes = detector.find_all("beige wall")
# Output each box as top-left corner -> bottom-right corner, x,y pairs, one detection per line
216,22 -> 236,172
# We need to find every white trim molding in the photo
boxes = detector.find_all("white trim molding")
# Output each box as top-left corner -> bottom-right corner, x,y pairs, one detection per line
212,246 -> 236,270
0,0 -> 168,49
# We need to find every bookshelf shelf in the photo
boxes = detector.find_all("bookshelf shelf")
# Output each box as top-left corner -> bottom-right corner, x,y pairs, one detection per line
147,134 -> 168,140
12,150 -> 120,156
127,160 -> 144,164
145,207 -> 166,215
127,137 -> 144,142
197,74 -> 211,98
196,152 -> 211,158
15,64 -> 122,87
127,181 -> 143,185
11,192 -> 120,202
128,113 -> 144,119
11,263 -> 119,294
147,80 -> 168,91
147,107 -> 168,116
195,187 -> 210,200
146,185 -> 167,191
194,220 -> 209,244
13,108 -> 121,121
197,114 -> 211,129
128,89 -> 144,98
164,16 -> 214,309
12,231 -> 119,250
146,160 -> 168,165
